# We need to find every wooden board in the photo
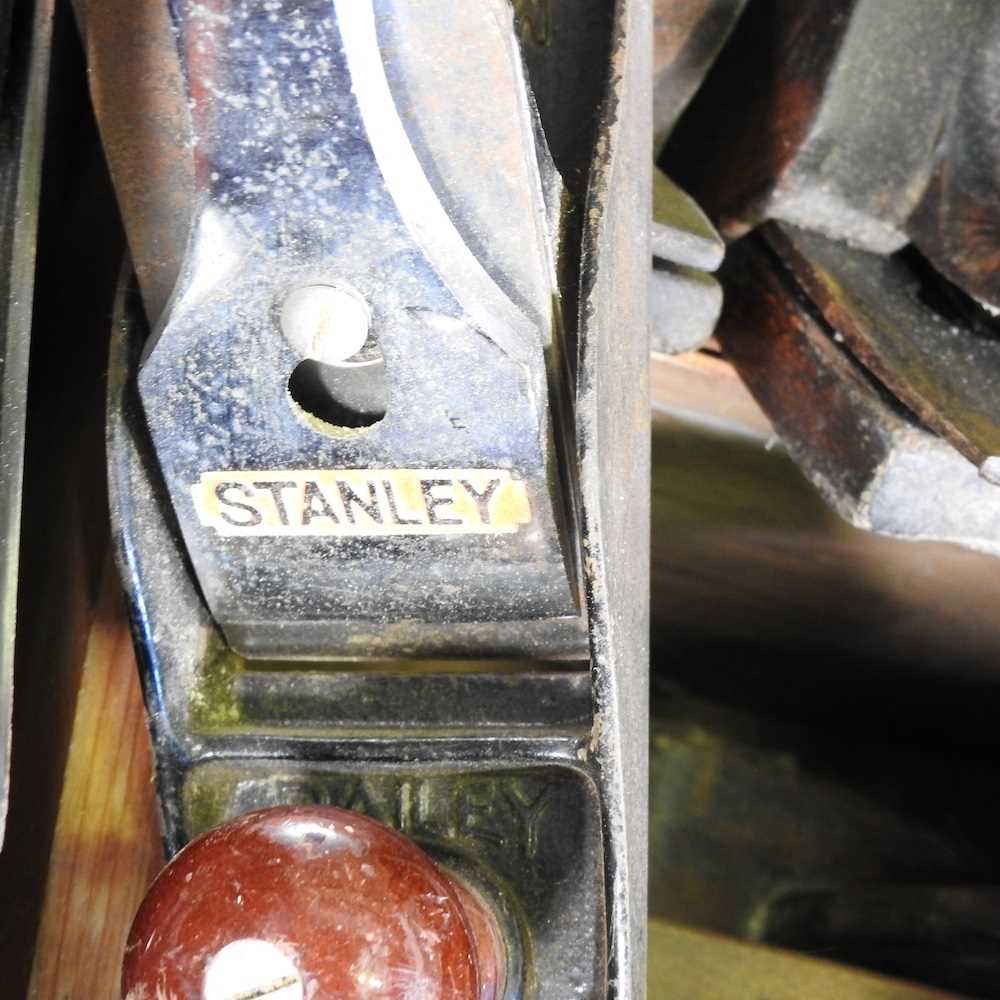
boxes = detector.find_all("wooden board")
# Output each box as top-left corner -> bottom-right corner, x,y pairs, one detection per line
648,920 -> 966,1000
27,561 -> 162,999
652,350 -> 773,438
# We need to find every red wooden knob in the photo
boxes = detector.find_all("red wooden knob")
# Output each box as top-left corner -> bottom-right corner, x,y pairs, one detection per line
122,805 -> 505,999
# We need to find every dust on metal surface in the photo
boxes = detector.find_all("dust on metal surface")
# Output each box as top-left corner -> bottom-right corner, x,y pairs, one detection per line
770,223 -> 1000,468
137,0 -> 583,660
718,232 -> 1000,556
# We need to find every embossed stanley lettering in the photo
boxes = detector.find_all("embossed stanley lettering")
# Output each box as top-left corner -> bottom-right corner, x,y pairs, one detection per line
191,468 -> 532,537
239,774 -> 555,861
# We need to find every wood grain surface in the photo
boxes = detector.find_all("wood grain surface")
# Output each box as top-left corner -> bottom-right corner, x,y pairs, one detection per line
648,920 -> 967,999
27,562 -> 162,999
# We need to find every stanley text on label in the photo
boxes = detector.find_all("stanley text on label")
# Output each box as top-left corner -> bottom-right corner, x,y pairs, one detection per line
190,468 -> 532,537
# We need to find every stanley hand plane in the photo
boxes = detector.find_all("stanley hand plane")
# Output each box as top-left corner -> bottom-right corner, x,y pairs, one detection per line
86,1 -> 650,996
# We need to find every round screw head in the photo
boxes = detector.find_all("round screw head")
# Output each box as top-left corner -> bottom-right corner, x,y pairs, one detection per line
202,939 -> 303,1000
279,284 -> 370,365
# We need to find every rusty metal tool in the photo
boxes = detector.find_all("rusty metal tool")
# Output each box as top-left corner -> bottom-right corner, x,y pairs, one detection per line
717,229 -> 1000,556
767,224 -> 1000,473
663,0 -> 1000,319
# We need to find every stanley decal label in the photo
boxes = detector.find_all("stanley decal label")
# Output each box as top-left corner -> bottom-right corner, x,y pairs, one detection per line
191,469 -> 532,537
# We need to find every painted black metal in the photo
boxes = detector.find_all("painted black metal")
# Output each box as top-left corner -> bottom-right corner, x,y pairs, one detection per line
139,0 -> 584,661
107,1 -> 650,995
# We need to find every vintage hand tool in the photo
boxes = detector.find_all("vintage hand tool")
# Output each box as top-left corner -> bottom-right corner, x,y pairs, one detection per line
83,1 -> 650,996
664,0 -> 1000,313
657,0 -> 1000,550
664,0 -> 982,249
716,227 -> 1000,556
